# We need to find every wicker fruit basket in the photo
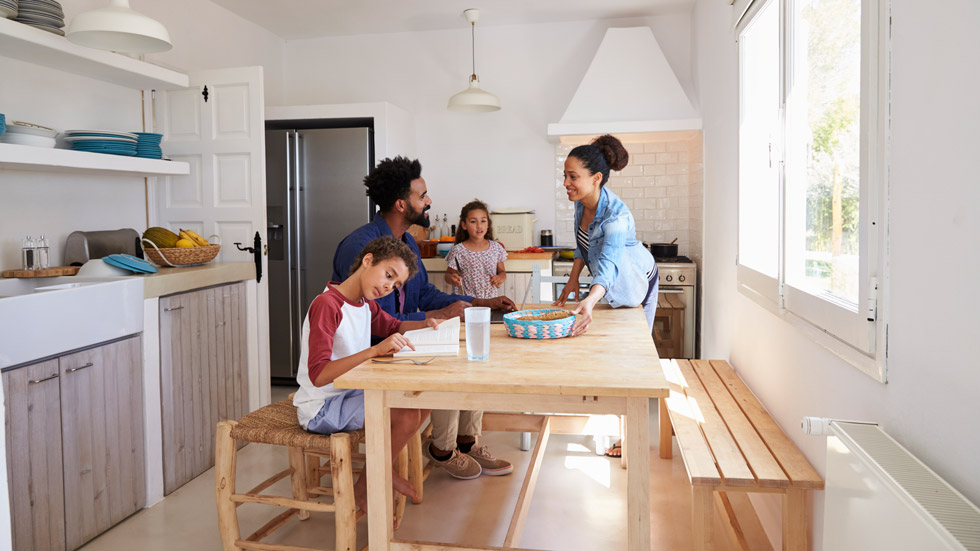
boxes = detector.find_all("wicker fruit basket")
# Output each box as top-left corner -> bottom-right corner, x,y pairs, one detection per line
142,237 -> 221,267
503,308 -> 575,339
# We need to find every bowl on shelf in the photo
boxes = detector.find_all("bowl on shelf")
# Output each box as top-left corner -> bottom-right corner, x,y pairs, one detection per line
436,242 -> 452,258
1,120 -> 57,147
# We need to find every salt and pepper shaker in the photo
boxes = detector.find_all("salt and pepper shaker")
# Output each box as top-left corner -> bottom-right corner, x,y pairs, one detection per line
21,235 -> 36,270
37,235 -> 49,269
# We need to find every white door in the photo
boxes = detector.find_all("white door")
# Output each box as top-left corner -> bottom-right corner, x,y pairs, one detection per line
150,66 -> 270,411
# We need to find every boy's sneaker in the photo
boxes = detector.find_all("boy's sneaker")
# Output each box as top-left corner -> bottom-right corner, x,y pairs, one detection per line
466,445 -> 514,476
424,443 -> 481,480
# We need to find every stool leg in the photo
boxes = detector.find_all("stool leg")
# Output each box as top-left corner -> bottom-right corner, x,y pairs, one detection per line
288,446 -> 311,521
406,428 -> 424,504
394,446 -> 408,529
215,421 -> 241,551
331,433 -> 356,551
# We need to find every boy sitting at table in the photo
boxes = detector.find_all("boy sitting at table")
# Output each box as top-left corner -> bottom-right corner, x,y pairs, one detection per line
293,236 -> 444,512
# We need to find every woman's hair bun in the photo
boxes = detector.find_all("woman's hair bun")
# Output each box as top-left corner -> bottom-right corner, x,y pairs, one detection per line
591,134 -> 629,172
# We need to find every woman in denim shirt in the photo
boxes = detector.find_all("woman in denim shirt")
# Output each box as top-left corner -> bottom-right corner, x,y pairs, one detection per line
554,134 -> 658,337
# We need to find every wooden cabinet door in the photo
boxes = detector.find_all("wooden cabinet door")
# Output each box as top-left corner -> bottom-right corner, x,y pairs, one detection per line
160,282 -> 249,495
59,336 -> 145,550
3,360 -> 66,551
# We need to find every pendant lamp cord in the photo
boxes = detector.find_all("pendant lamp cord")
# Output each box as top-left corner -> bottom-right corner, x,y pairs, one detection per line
471,21 -> 476,79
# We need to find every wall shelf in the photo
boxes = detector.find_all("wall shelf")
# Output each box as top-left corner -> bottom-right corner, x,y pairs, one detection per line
0,17 -> 188,90
0,144 -> 189,176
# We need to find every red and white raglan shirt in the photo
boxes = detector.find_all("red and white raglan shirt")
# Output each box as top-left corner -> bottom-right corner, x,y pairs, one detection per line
293,284 -> 401,429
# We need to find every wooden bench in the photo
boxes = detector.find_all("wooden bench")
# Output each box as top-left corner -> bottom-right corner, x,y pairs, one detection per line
658,359 -> 824,551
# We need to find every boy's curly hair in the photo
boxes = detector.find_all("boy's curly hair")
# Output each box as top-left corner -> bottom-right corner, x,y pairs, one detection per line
454,199 -> 495,243
363,156 -> 423,213
349,236 -> 419,279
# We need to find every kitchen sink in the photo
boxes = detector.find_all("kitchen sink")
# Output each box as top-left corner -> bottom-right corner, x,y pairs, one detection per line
0,276 -> 143,369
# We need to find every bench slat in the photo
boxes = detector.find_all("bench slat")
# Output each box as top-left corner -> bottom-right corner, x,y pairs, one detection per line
709,361 -> 824,490
665,390 -> 722,486
691,360 -> 790,489
676,360 -> 756,487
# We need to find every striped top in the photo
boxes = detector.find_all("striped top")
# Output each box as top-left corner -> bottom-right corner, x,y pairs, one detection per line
576,226 -> 589,258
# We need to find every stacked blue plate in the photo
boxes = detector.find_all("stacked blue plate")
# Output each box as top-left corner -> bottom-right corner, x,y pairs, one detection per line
134,132 -> 163,159
0,114 -> 6,137
63,129 -> 138,157
103,254 -> 158,274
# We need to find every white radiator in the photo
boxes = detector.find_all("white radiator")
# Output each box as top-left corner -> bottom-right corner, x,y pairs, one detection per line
806,419 -> 980,551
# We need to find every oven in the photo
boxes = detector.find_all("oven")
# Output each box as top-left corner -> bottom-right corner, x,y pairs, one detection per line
653,260 -> 696,359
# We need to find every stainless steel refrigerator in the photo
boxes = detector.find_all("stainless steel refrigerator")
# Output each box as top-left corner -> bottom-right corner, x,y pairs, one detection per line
266,127 -> 374,380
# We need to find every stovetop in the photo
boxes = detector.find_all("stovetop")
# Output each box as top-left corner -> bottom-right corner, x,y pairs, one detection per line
653,255 -> 693,264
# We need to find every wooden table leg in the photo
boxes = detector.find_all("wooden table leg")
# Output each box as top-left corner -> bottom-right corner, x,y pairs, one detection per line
625,397 -> 651,551
659,396 -> 672,459
364,389 -> 393,551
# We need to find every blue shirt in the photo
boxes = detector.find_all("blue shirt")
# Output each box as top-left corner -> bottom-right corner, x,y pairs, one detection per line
574,187 -> 656,308
331,214 -> 472,321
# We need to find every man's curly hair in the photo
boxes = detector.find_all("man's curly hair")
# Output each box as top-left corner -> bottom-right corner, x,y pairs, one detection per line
363,156 -> 423,213
349,236 -> 419,279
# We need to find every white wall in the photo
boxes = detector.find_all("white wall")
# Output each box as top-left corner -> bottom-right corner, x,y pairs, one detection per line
281,14 -> 694,237
693,0 -> 980,548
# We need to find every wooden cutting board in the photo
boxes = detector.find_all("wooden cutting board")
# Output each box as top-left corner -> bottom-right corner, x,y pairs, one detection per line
2,266 -> 81,278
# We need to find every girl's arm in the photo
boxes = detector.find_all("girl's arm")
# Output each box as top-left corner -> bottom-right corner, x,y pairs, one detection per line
490,261 -> 506,287
445,266 -> 463,287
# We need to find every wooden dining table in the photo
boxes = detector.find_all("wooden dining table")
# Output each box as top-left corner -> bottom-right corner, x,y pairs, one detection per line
334,304 -> 668,551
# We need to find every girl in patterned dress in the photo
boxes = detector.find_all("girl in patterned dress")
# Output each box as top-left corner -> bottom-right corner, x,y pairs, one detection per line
444,200 -> 507,298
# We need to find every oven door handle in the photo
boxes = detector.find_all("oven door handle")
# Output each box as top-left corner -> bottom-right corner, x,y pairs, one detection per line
658,288 -> 685,294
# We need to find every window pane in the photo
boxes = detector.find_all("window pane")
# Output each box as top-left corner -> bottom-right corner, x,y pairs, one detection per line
785,0 -> 861,304
738,0 -> 780,278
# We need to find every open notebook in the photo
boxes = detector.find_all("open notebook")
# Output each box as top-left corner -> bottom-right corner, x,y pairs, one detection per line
394,316 -> 460,358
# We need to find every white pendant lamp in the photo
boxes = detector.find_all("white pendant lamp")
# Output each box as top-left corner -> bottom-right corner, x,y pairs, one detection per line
447,9 -> 501,113
67,0 -> 172,54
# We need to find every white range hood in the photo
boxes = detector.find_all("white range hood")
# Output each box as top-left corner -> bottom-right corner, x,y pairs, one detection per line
548,26 -> 701,136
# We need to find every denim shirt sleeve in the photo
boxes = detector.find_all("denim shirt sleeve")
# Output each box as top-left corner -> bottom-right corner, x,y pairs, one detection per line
588,215 -> 629,292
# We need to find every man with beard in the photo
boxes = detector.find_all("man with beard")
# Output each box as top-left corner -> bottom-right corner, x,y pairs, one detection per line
331,156 -> 517,481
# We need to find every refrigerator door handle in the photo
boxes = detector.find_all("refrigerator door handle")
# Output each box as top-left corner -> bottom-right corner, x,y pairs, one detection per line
284,131 -> 296,372
293,131 -> 304,341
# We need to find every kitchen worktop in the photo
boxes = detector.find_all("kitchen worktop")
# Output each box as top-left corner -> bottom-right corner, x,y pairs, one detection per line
136,261 -> 256,298
422,254 -> 553,273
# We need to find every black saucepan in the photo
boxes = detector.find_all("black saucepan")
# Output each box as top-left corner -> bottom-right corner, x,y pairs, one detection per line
647,238 -> 678,258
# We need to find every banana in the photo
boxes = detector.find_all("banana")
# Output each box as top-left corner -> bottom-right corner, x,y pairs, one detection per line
185,229 -> 210,246
178,229 -> 196,246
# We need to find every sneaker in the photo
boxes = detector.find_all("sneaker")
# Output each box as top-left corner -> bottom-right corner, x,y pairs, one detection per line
466,445 -> 514,476
424,443 -> 482,480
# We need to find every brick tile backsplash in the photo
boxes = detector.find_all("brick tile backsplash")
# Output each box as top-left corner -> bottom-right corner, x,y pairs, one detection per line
554,131 -> 703,263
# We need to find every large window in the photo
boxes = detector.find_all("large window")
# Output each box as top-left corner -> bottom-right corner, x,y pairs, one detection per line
737,0 -> 888,376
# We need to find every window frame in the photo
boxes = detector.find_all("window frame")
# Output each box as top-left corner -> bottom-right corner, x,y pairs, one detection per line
735,0 -> 890,381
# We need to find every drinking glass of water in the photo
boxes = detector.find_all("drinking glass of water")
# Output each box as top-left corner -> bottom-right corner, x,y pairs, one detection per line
464,307 -> 491,361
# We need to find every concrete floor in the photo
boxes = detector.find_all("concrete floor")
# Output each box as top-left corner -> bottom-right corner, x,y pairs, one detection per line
80,387 -> 762,551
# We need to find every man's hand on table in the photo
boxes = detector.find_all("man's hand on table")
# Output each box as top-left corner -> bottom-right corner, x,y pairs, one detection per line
426,300 -> 470,320
471,296 -> 517,312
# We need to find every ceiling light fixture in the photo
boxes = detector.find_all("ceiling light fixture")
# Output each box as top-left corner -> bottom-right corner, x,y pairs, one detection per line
67,0 -> 173,55
447,8 -> 500,113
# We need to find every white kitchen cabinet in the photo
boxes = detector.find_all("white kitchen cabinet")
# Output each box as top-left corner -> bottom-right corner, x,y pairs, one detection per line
159,282 -> 248,495
2,336 -> 144,551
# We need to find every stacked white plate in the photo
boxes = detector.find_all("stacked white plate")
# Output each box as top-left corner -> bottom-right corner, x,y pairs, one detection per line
0,0 -> 17,20
0,121 -> 58,148
14,0 -> 66,36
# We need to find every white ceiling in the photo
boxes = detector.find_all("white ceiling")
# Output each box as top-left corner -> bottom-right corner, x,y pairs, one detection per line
210,0 -> 696,40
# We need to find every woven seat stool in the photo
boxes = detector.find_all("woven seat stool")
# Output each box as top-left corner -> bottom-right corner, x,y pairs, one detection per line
215,399 -> 411,551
